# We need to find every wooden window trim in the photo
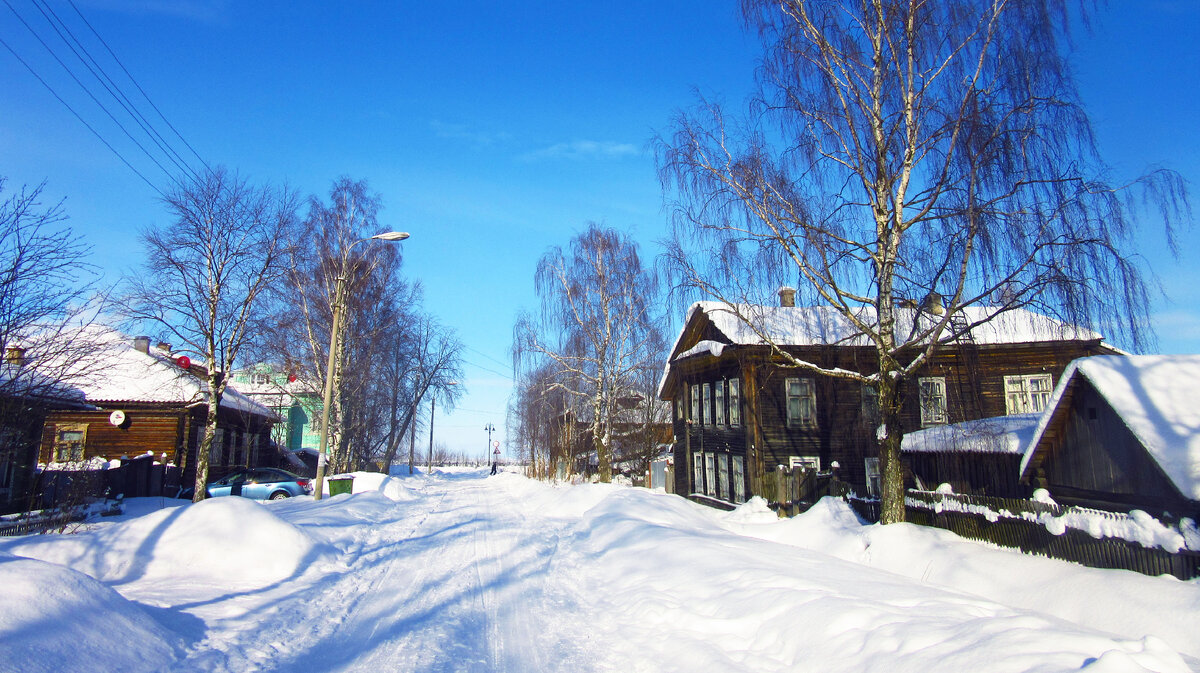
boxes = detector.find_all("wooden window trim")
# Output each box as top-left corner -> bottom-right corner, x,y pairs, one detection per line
919,377 -> 948,426
785,377 -> 817,428
728,378 -> 741,427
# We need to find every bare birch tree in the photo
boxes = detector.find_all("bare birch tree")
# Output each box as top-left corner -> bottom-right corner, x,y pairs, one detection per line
0,179 -> 107,510
266,178 -> 457,475
121,167 -> 298,502
514,223 -> 665,482
658,0 -> 1189,522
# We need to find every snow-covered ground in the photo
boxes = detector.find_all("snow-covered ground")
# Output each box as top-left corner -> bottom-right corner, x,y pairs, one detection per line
1,468 -> 1197,673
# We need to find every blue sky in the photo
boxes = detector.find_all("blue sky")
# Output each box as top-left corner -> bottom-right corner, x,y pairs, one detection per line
2,1 -> 1197,459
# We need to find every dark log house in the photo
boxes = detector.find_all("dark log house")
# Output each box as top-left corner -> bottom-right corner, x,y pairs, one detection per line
658,290 -> 1118,505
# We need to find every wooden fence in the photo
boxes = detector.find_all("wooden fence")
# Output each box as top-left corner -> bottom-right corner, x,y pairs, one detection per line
846,490 -> 1200,580
761,468 -> 846,517
35,459 -> 182,507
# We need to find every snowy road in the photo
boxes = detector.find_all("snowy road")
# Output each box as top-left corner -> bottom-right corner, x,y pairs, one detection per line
3,469 -> 1198,673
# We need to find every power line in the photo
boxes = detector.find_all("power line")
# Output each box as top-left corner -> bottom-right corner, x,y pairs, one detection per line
1,0 -> 207,194
66,0 -> 209,173
0,32 -> 163,197
31,0 -> 201,184
463,358 -> 513,379
465,344 -> 512,371
4,0 -> 183,188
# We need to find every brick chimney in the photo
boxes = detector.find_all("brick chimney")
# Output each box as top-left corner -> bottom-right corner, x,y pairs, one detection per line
156,342 -> 171,354
4,345 -> 25,367
778,286 -> 797,308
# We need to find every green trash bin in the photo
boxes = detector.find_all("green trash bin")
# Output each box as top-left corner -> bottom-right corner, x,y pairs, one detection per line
327,475 -> 354,497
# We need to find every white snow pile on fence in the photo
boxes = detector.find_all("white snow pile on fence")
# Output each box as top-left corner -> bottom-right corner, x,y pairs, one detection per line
905,491 -> 1200,553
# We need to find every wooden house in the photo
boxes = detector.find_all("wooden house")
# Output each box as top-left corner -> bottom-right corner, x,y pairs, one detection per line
0,346 -> 89,513
230,363 -> 322,451
657,293 -> 1117,505
1019,355 -> 1200,518
37,330 -> 279,490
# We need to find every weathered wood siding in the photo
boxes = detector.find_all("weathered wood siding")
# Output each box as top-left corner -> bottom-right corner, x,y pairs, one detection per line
41,408 -> 186,462
665,337 -> 1112,501
1032,378 -> 1190,514
41,404 -> 276,490
904,453 -> 1025,497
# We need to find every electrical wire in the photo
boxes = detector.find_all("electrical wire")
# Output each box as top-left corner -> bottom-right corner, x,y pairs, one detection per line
66,0 -> 209,173
1,0 -> 208,195
31,0 -> 201,184
0,32 -> 164,197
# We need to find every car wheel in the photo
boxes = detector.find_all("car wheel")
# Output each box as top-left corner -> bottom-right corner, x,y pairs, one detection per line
268,491 -> 291,500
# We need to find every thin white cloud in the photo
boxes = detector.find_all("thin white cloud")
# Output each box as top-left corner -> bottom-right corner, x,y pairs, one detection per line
1153,310 -> 1200,339
429,121 -> 511,148
519,140 -> 639,162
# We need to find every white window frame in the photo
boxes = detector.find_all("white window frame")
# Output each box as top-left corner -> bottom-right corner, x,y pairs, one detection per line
861,385 -> 881,427
690,384 -> 699,423
728,378 -> 741,426
1004,374 -> 1054,415
732,455 -> 745,503
718,453 -> 731,501
789,455 -> 820,471
704,452 -> 716,496
864,457 -> 881,498
701,383 -> 711,426
919,377 -> 947,426
692,451 -> 703,493
714,380 -> 726,426
786,377 -> 817,427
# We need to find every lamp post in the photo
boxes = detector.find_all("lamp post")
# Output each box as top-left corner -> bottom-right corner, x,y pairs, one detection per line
428,381 -> 458,474
313,231 -> 409,500
485,423 -> 496,471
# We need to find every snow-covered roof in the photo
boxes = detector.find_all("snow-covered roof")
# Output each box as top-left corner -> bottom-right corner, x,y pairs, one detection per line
682,302 -> 1100,353
1020,355 -> 1200,501
659,301 -> 1103,398
53,326 -> 275,418
0,363 -> 88,407
902,413 -> 1041,455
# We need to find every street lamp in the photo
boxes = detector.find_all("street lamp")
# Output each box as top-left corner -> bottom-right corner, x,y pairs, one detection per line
428,381 -> 458,474
485,423 -> 496,472
313,231 -> 410,500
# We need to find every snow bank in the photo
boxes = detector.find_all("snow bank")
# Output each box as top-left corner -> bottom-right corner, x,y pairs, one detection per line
726,496 -> 1200,660
0,552 -> 179,673
555,488 -> 1191,672
1,496 -> 327,588
333,471 -> 418,502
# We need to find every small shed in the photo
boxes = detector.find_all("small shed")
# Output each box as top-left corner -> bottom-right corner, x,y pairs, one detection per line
1019,355 -> 1200,517
902,413 -> 1040,497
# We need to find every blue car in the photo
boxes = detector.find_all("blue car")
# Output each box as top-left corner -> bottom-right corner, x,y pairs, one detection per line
187,468 -> 313,500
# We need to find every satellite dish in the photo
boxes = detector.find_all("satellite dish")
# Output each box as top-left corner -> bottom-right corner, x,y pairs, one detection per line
109,410 -> 126,427
176,355 -> 191,369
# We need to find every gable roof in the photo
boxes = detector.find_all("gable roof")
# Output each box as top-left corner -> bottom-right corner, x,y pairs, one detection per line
52,326 -> 275,418
1020,355 -> 1200,500
659,302 -> 1105,397
679,303 -> 1100,353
